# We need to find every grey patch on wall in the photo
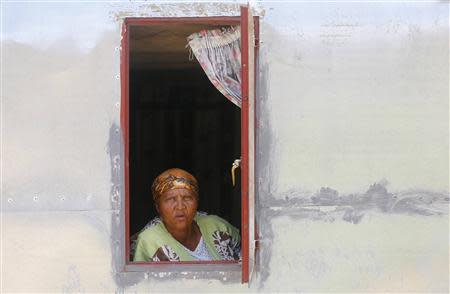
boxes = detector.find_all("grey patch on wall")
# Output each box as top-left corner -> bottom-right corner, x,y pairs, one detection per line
254,56 -> 276,288
260,183 -> 449,227
305,183 -> 447,221
62,265 -> 85,293
108,123 -> 137,288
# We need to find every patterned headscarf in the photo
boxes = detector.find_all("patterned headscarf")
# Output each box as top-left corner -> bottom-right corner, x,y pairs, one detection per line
151,168 -> 199,203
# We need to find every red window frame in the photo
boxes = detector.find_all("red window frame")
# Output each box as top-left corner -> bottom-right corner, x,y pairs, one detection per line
120,8 -> 258,283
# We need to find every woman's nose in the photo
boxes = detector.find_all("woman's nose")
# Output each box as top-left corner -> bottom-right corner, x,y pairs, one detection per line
175,198 -> 185,209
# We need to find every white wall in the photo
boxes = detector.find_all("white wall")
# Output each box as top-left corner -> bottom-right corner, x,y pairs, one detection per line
263,2 -> 448,196
2,1 -> 448,292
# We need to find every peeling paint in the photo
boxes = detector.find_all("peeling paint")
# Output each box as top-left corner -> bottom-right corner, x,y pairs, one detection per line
109,2 -> 265,23
110,2 -> 242,22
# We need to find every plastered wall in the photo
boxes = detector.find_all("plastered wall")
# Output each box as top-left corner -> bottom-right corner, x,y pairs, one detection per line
2,1 -> 448,292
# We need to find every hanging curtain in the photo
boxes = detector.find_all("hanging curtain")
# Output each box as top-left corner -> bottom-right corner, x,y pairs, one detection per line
187,26 -> 242,108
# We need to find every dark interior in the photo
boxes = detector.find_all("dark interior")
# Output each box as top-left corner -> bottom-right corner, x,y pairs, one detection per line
129,24 -> 241,236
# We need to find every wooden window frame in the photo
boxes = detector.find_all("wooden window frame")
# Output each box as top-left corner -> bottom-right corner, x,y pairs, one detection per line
120,8 -> 259,283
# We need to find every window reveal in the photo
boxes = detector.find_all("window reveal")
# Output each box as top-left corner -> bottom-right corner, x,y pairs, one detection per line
120,8 -> 258,283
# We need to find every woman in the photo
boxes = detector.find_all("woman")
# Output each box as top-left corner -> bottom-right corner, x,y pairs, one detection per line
133,168 -> 240,262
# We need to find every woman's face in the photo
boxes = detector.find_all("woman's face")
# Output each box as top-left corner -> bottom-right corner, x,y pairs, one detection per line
157,188 -> 198,233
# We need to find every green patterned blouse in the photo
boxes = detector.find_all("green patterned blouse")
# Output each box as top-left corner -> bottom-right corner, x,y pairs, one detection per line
133,213 -> 241,262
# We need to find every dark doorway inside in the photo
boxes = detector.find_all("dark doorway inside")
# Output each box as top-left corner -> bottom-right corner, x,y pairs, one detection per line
129,24 -> 241,237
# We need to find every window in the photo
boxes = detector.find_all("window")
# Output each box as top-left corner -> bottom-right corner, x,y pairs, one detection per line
120,6 -> 258,283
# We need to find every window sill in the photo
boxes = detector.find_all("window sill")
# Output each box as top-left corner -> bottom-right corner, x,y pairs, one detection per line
125,261 -> 241,273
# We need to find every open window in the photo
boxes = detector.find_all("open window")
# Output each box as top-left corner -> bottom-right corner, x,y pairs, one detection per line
120,6 -> 258,283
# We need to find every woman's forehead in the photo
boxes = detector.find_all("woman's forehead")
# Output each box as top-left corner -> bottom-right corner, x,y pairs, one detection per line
161,188 -> 196,198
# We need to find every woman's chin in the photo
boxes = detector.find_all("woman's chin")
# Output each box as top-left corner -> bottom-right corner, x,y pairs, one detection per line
172,219 -> 190,229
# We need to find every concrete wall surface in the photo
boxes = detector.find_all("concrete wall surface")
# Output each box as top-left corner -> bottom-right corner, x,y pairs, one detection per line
2,1 -> 448,292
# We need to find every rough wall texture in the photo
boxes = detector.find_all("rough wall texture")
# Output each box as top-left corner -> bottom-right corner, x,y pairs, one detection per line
2,1 -> 448,292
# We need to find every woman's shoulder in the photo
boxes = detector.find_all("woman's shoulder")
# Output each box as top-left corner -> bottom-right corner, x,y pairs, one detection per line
196,214 -> 238,232
196,214 -> 241,261
133,218 -> 170,261
196,213 -> 226,224
136,218 -> 166,242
